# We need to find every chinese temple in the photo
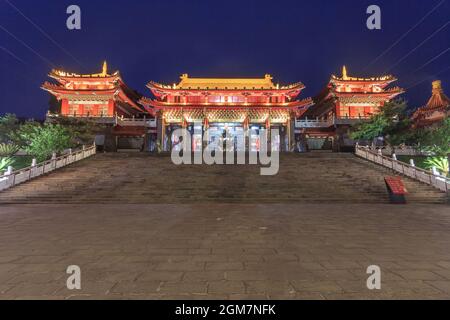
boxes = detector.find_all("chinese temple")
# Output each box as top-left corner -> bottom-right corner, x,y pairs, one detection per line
298,66 -> 404,151
42,62 -> 151,150
42,63 -> 408,153
141,74 -> 313,151
42,62 -> 144,118
411,80 -> 450,128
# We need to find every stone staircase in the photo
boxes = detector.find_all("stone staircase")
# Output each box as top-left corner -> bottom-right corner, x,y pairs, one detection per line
0,152 -> 447,204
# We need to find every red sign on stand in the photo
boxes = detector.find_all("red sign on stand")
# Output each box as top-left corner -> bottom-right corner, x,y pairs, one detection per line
385,176 -> 407,195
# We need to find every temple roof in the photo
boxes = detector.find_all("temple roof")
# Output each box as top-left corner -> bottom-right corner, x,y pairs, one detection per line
42,62 -> 144,112
412,80 -> 450,120
423,80 -> 450,110
331,66 -> 396,83
149,74 -> 303,91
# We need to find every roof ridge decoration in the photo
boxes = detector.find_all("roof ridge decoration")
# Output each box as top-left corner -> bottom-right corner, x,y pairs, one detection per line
331,65 -> 395,82
176,73 -> 277,90
51,61 -> 120,78
148,75 -> 303,91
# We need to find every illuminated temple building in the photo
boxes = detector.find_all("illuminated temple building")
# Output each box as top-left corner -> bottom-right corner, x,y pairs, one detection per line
411,80 -> 450,128
43,63 -> 406,152
298,66 -> 404,151
141,74 -> 313,151
42,62 -> 144,118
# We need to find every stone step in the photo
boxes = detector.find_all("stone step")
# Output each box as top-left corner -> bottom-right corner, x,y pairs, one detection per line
0,153 -> 447,204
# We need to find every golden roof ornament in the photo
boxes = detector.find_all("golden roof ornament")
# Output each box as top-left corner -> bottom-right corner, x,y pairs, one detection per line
432,80 -> 443,93
342,65 -> 348,80
102,61 -> 108,76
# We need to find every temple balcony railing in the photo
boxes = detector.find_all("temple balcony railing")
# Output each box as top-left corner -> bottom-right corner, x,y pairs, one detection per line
334,115 -> 371,125
295,118 -> 334,128
46,113 -> 157,127
115,116 -> 157,128
295,115 -> 371,128
46,113 -> 116,124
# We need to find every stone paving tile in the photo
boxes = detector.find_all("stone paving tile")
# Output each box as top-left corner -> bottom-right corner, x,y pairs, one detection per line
205,262 -> 244,271
208,281 -> 246,295
0,203 -> 450,299
137,271 -> 184,282
425,281 -> 450,294
5,271 -> 65,285
109,281 -> 161,295
392,270 -> 445,281
433,269 -> 450,280
245,280 -> 296,295
183,271 -> 225,282
290,280 -> 344,294
57,281 -> 117,296
159,282 -> 207,294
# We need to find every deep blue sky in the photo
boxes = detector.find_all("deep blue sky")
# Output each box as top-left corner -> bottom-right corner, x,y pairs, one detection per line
1,0 -> 449,118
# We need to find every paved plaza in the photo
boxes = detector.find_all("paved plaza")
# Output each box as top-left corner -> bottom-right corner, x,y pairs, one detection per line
1,203 -> 450,299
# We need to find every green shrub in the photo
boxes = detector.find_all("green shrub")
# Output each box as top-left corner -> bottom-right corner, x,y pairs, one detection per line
17,123 -> 73,162
424,157 -> 449,177
0,157 -> 15,173
0,143 -> 20,157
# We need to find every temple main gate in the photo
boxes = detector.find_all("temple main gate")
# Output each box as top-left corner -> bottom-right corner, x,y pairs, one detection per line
141,74 -> 313,152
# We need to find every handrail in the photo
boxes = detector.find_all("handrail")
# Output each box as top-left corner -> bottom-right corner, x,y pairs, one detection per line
116,117 -> 157,127
355,145 -> 450,193
0,144 -> 96,192
295,116 -> 371,128
295,119 -> 334,128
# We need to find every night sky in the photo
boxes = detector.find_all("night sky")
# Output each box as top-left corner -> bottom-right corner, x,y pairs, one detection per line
1,0 -> 449,119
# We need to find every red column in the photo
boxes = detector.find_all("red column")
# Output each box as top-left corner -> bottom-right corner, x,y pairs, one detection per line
61,99 -> 69,115
93,104 -> 99,116
335,102 -> 341,118
108,100 -> 115,116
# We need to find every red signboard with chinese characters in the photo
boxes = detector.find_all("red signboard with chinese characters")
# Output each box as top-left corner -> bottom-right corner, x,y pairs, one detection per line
385,177 -> 408,195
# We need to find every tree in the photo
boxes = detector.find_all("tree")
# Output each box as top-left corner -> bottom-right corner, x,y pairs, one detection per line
419,118 -> 450,156
350,99 -> 411,146
0,114 -> 20,143
50,117 -> 102,145
17,123 -> 73,162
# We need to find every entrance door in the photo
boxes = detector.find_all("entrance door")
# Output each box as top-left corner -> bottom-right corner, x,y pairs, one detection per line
208,123 -> 245,151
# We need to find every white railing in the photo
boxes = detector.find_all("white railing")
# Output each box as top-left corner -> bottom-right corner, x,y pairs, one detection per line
0,144 -> 96,192
116,117 -> 157,128
377,146 -> 426,156
295,118 -> 334,128
356,145 -> 450,193
295,116 -> 370,128
46,113 -> 116,124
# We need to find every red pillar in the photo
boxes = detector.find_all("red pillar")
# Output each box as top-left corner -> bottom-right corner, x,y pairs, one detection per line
92,104 -> 99,116
61,99 -> 69,115
108,100 -> 115,116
